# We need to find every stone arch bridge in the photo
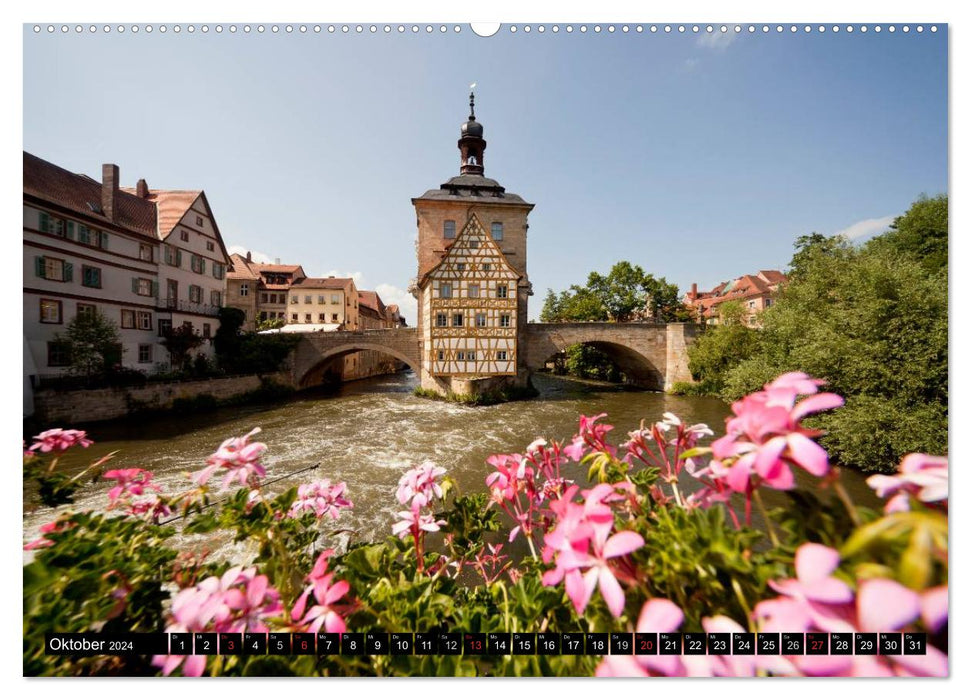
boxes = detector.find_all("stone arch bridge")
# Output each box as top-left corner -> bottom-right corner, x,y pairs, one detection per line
287,323 -> 699,391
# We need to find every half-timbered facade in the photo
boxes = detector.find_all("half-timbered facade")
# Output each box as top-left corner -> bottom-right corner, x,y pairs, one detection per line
422,214 -> 520,376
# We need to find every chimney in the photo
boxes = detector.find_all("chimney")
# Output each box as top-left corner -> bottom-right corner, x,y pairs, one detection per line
135,178 -> 149,198
102,164 -> 119,220
690,282 -> 698,298
246,251 -> 252,263
328,275 -> 335,278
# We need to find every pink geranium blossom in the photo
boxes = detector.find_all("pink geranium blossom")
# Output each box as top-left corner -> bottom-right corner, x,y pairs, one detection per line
866,454 -> 948,514
396,461 -> 447,505
29,428 -> 93,453
291,550 -> 351,634
288,479 -> 353,519
192,428 -> 267,491
104,468 -> 161,504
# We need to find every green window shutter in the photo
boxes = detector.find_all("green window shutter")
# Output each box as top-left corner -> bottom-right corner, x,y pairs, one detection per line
39,212 -> 50,233
152,281 -> 159,298
78,225 -> 89,244
100,232 -> 109,249
63,262 -> 73,282
176,250 -> 183,267
132,277 -> 139,294
65,221 -> 75,239
201,259 -> 206,274
35,256 -> 45,278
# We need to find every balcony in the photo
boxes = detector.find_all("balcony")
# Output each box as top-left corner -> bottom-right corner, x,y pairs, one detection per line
162,297 -> 220,317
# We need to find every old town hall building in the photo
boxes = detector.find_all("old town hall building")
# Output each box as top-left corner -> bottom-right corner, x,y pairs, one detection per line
411,93 -> 534,395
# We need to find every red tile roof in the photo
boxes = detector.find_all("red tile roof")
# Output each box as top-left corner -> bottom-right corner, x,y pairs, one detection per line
227,253 -> 260,280
358,290 -> 387,315
23,151 -> 157,238
133,189 -> 201,238
291,277 -> 355,291
686,269 -> 787,318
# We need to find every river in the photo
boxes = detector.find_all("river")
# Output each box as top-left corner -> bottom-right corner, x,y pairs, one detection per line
23,370 -> 879,559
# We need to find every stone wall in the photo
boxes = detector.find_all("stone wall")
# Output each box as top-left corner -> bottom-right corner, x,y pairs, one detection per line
33,371 -> 293,425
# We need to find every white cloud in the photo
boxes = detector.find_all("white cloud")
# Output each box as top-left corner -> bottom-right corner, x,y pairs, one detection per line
227,245 -> 274,264
374,283 -> 417,324
697,30 -> 737,50
835,215 -> 896,241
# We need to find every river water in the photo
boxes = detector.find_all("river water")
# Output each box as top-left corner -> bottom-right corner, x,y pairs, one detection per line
23,371 -> 878,559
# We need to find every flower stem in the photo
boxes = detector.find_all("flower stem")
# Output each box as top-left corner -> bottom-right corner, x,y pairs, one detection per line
832,472 -> 861,527
752,489 -> 779,548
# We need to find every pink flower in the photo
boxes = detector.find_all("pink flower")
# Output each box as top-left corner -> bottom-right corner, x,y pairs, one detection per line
288,479 -> 353,519
291,551 -> 351,634
392,494 -> 445,538
866,454 -> 948,514
396,461 -> 447,505
192,428 -> 267,491
104,468 -> 160,504
541,486 -> 644,617
29,428 -> 93,453
23,520 -> 70,550
152,565 -> 282,676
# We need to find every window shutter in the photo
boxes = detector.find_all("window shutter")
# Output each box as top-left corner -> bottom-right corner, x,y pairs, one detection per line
132,277 -> 139,294
65,221 -> 75,239
200,259 -> 207,274
39,212 -> 50,233
63,262 -> 73,282
152,281 -> 159,298
35,256 -> 45,278
100,232 -> 109,249
176,250 -> 183,267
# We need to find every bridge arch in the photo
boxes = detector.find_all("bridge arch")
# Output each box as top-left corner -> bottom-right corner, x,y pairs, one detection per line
537,340 -> 665,390
296,342 -> 420,388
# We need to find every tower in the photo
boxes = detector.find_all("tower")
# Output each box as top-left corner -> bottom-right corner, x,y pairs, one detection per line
411,90 -> 535,396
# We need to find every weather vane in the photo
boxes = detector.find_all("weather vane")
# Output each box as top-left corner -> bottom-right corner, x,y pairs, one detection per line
469,82 -> 476,119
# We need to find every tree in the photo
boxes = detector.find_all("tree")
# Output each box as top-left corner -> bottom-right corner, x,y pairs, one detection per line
720,201 -> 947,472
213,307 -> 245,361
54,310 -> 122,378
685,300 -> 760,393
256,317 -> 286,332
161,324 -> 204,372
867,194 -> 948,274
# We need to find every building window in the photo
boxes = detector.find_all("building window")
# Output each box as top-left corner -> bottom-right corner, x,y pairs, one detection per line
121,309 -> 136,329
304,313 -> 312,323
203,323 -> 211,338
77,224 -> 90,245
437,350 -> 445,361
259,312 -> 267,321
181,230 -> 190,242
467,351 -> 476,361
468,284 -> 480,298
268,294 -> 277,304
137,311 -> 153,330
241,283 -> 249,297
165,246 -> 182,267
196,216 -> 204,227
436,313 -> 447,327
291,313 -> 298,322
304,295 -> 312,304
133,277 -> 155,297
190,255 -> 206,274
444,220 -> 456,239
456,263 -> 466,272
319,313 -> 326,322
331,294 -> 340,304
475,313 -> 487,327
748,300 -> 756,309
331,313 -> 338,322
139,244 -> 154,262
482,263 -> 492,272
81,265 -> 102,288
39,211 -> 64,236
500,314 -> 511,327
47,341 -> 70,367
469,239 -> 480,249
291,295 -> 298,304
211,290 -> 222,307
440,283 -> 452,299
491,222 -> 503,241
138,344 -> 153,364
35,256 -> 71,282
765,298 -> 773,308
158,319 -> 172,337
77,303 -> 96,318
497,284 -> 508,299
212,263 -> 225,280
206,241 -> 214,252
497,350 -> 507,361
457,351 -> 465,361
452,313 -> 464,327
260,292 -> 268,303
189,285 -> 202,303
39,299 -> 62,324
318,295 -> 325,304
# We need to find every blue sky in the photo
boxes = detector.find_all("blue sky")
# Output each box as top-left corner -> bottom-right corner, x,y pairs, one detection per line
23,25 -> 947,321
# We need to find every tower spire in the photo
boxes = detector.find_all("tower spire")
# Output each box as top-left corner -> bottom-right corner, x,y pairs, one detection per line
459,83 -> 485,175
469,88 -> 476,120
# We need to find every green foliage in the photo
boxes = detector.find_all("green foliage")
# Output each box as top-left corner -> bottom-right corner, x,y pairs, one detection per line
54,310 -> 122,378
868,194 -> 948,275
540,261 -> 693,323
685,301 -> 761,394
563,344 -> 623,382
213,307 -> 246,359
412,383 -> 539,406
161,325 -> 205,371
220,333 -> 300,375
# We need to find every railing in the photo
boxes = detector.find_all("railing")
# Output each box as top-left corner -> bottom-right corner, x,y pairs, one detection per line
161,298 -> 221,317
